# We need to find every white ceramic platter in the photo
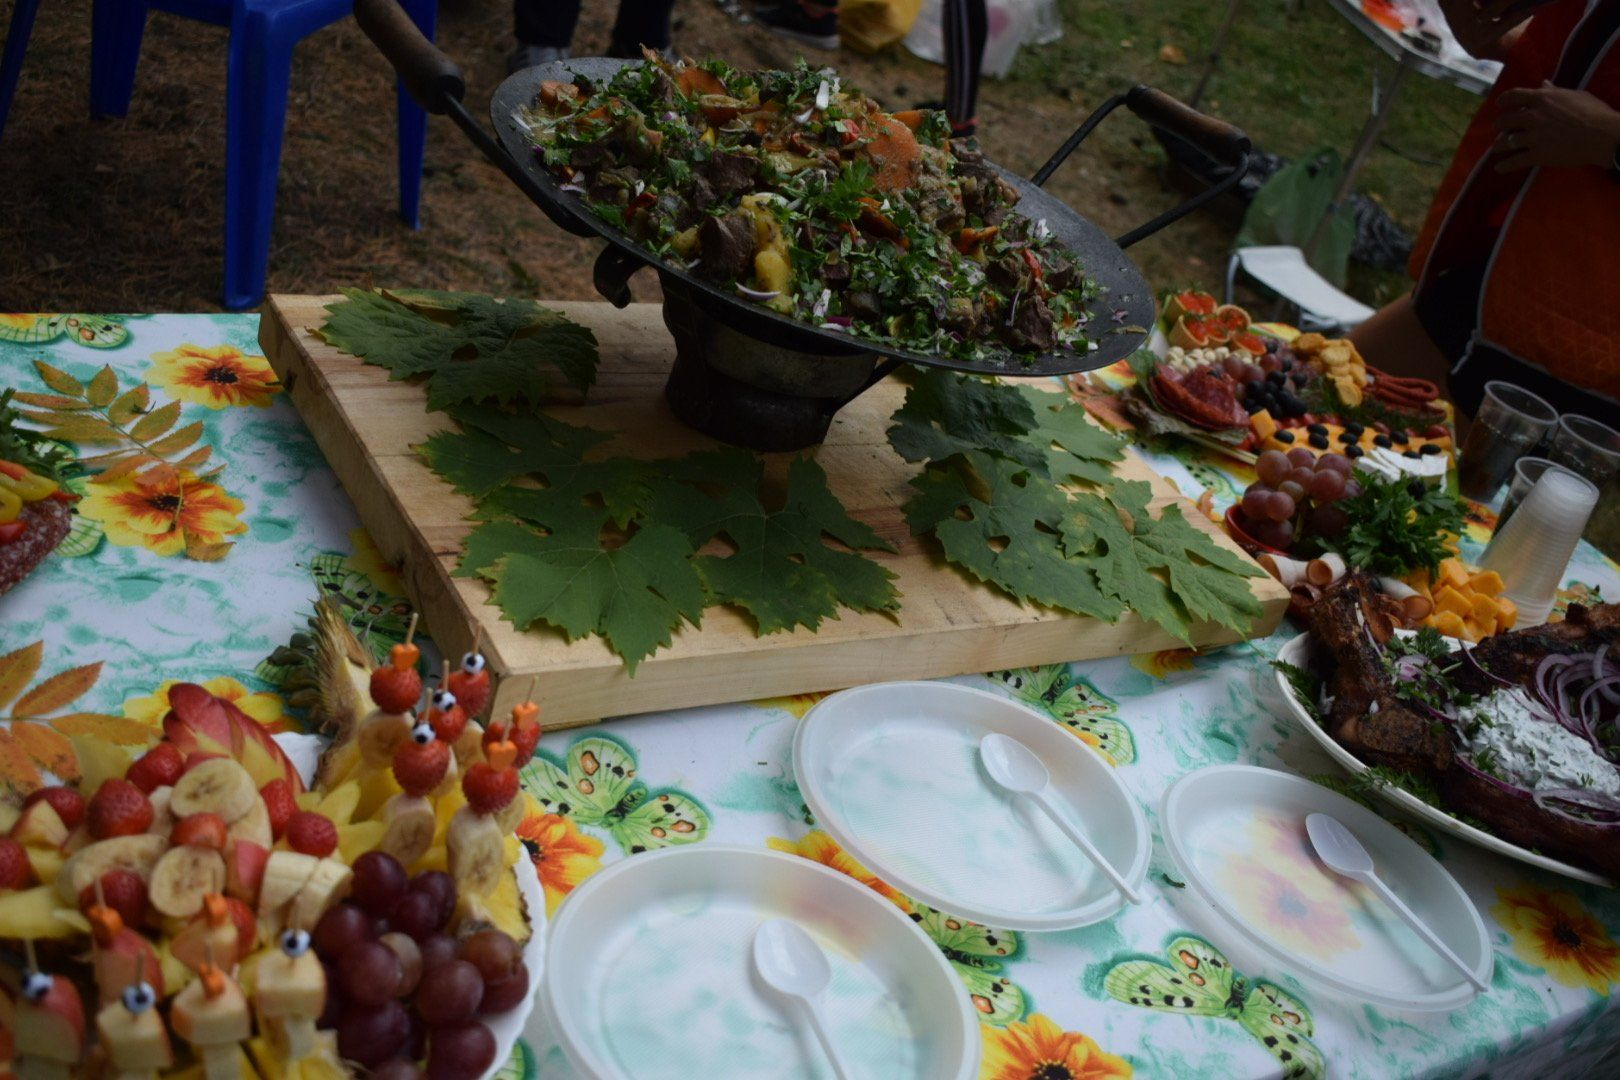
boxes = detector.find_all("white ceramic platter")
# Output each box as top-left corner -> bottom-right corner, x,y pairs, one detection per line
541,845 -> 978,1080
1162,764 -> 1492,1012
794,680 -> 1150,931
1272,631 -> 1615,888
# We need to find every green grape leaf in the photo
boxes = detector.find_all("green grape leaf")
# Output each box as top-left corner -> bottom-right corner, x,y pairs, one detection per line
650,454 -> 899,635
483,522 -> 705,673
885,370 -> 1124,489
319,289 -> 600,411
887,371 -> 1039,466
415,405 -> 650,526
1013,385 -> 1126,487
1066,491 -> 1189,641
904,451 -> 1125,621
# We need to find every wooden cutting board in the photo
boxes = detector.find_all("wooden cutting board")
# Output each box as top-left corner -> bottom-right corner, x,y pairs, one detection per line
260,296 -> 1288,729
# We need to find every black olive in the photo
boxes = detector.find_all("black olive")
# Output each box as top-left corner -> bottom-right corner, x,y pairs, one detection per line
1345,423 -> 1366,436
1420,443 -> 1444,455
1345,445 -> 1364,459
1390,430 -> 1409,445
1337,430 -> 1356,443
1373,434 -> 1392,448
1308,432 -> 1329,449
1266,371 -> 1286,385
1403,450 -> 1422,459
1275,430 -> 1296,445
1306,423 -> 1328,436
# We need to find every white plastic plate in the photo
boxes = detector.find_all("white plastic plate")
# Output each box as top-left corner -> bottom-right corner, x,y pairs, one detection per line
794,681 -> 1150,931
1162,764 -> 1491,1012
542,845 -> 977,1080
1272,632 -> 1615,888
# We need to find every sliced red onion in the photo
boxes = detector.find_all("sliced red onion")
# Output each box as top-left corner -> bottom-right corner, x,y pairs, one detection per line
1597,645 -> 1620,705
1394,653 -> 1431,681
660,110 -> 679,123
559,183 -> 586,195
1462,648 -> 1513,687
823,315 -> 852,328
818,321 -> 850,332
1033,218 -> 1051,241
1533,788 -> 1620,826
811,288 -> 831,321
815,79 -> 831,111
1455,753 -> 1531,798
736,285 -> 780,302
794,107 -> 814,124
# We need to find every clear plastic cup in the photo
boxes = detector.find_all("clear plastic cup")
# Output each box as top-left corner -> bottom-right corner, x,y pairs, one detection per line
1479,468 -> 1600,626
1547,414 -> 1620,487
1496,457 -> 1594,533
1455,381 -> 1558,501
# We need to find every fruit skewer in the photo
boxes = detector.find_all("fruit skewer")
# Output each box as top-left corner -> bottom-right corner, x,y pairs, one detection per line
95,956 -> 172,1080
360,613 -> 422,766
381,722 -> 451,866
13,940 -> 85,1080
170,950 -> 251,1080
254,928 -> 327,1064
448,729 -> 520,900
445,629 -> 491,721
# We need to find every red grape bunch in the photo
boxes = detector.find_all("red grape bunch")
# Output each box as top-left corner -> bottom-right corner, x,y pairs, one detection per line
1234,448 -> 1362,552
310,851 -> 530,1077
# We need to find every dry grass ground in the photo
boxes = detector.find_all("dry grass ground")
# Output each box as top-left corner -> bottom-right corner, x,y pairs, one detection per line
0,0 -> 1477,312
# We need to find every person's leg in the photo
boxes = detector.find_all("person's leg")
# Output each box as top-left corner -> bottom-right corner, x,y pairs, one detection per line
943,0 -> 986,139
515,0 -> 583,46
756,0 -> 840,50
510,0 -> 580,73
608,0 -> 677,54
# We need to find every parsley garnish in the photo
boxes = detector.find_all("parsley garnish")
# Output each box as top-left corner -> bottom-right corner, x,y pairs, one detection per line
1327,473 -> 1466,576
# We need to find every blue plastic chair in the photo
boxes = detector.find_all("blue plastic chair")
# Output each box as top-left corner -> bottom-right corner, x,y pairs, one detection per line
0,0 -> 436,310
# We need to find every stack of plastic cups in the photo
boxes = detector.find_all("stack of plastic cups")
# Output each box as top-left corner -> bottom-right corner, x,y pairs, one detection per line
1478,468 -> 1600,626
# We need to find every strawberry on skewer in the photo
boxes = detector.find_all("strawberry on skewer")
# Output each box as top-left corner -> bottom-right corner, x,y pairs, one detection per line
446,629 -> 491,720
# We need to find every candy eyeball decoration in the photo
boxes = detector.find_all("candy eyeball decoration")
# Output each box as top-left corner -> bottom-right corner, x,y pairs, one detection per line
121,981 -> 157,1013
411,721 -> 435,745
431,687 -> 457,712
22,971 -> 51,1002
279,928 -> 312,957
460,651 -> 486,676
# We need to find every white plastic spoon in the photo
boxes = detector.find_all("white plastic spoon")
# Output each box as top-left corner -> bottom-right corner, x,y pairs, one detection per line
1305,812 -> 1489,993
752,918 -> 853,1080
978,732 -> 1142,904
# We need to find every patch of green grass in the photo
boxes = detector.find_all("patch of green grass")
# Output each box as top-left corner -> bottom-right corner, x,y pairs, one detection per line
1009,0 -> 1480,303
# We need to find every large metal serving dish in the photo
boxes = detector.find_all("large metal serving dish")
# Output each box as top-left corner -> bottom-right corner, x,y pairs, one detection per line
354,0 -> 1251,449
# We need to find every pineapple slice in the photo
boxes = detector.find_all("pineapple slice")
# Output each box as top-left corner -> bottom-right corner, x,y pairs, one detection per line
0,885 -> 88,939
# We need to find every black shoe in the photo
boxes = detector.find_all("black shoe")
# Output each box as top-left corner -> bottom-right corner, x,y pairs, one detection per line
507,44 -> 570,75
755,1 -> 840,50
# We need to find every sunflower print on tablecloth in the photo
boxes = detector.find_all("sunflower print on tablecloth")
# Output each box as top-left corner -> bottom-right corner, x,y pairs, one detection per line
1101,933 -> 1323,1079
77,468 -> 247,558
766,830 -> 910,908
122,677 -> 291,734
146,343 -> 280,410
979,1013 -> 1132,1080
516,812 -> 605,916
1494,884 -> 1620,996
1217,810 -> 1359,962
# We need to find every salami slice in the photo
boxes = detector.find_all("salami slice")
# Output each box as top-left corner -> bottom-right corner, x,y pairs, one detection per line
1151,367 -> 1249,431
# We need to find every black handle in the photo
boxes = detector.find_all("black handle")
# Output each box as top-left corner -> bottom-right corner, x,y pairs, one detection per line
354,0 -> 464,113
1123,85 -> 1250,167
1031,84 -> 1251,250
593,246 -> 645,308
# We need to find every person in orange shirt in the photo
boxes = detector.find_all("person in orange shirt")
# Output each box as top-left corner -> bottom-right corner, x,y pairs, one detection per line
1350,0 -> 1620,420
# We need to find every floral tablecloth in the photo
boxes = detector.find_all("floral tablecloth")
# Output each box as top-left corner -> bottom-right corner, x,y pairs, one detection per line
3,312 -> 1620,1080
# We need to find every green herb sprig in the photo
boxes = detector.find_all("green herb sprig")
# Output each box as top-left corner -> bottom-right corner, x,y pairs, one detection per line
1327,472 -> 1466,577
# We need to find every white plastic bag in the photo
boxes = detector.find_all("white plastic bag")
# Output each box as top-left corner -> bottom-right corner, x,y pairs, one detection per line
903,0 -> 1061,79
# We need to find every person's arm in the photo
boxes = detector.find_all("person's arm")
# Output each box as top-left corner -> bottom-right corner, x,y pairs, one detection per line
1437,0 -> 1547,60
1494,85 -> 1620,173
